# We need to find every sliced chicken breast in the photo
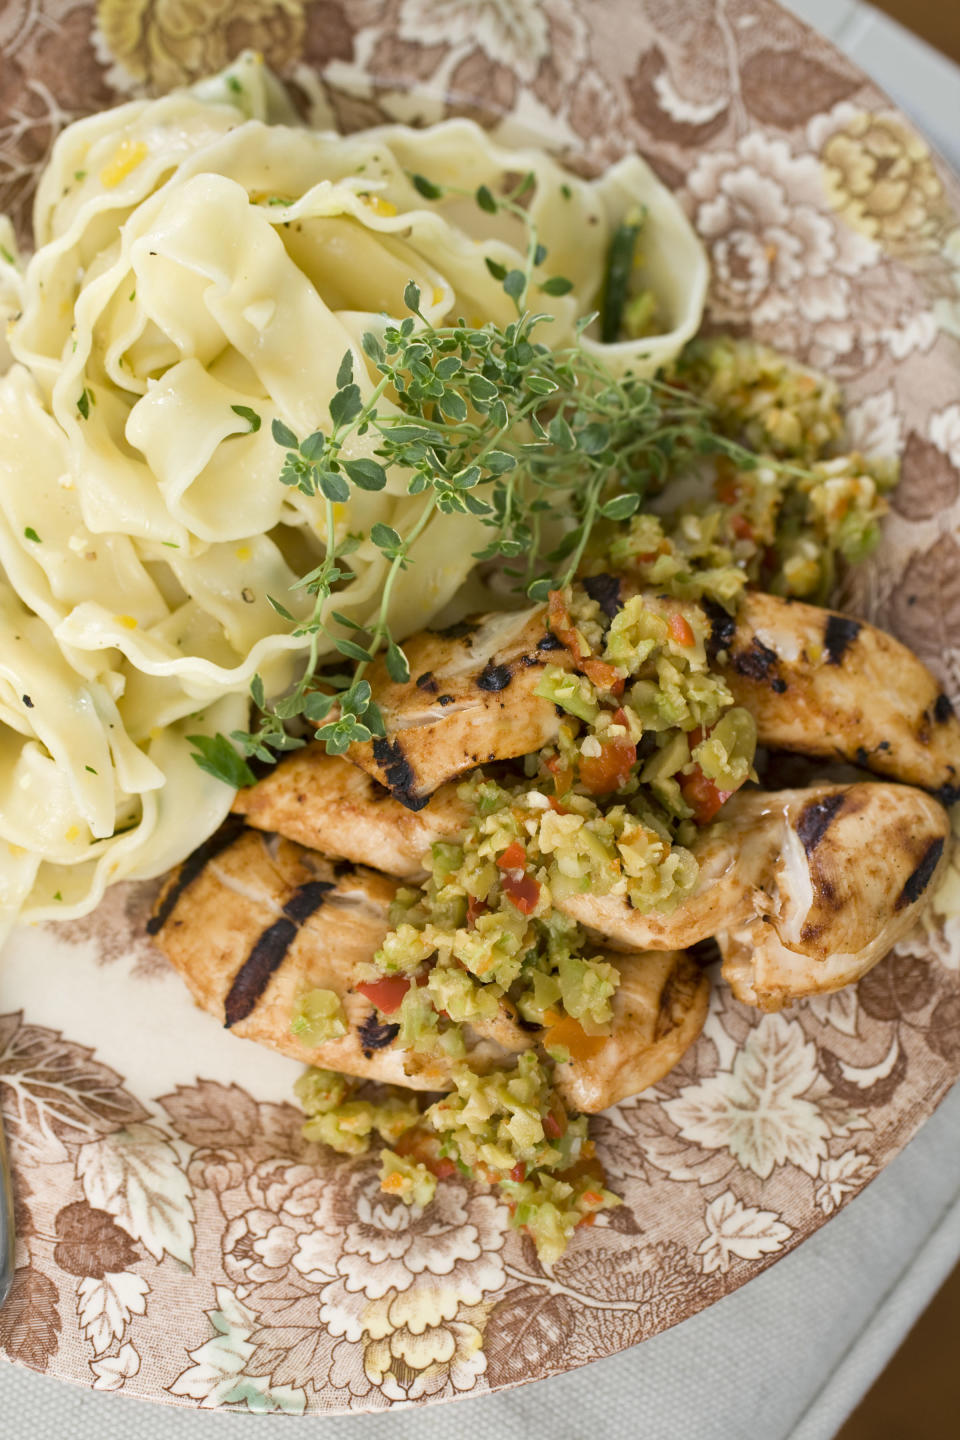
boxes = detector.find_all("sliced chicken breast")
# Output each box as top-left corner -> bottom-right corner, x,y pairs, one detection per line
710,590 -> 960,804
232,745 -> 776,947
345,604 -> 573,808
232,752 -> 949,983
553,948 -> 710,1113
149,820 -> 710,1110
232,743 -> 464,875
341,581 -> 960,806
716,783 -> 950,1009
150,822 -> 528,1091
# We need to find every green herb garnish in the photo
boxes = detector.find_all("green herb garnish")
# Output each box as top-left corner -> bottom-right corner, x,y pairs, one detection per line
601,210 -> 644,343
189,173 -> 782,788
23,527 -> 41,543
187,733 -> 256,788
230,404 -> 262,433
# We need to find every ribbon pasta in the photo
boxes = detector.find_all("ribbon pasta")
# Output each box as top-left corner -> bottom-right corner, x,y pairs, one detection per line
0,54 -> 707,937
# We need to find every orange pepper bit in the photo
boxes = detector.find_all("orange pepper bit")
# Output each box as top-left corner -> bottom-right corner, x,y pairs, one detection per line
544,1014 -> 607,1064
668,612 -> 695,647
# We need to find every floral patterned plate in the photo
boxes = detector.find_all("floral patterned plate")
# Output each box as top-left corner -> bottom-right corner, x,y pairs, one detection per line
2,0 -> 960,1415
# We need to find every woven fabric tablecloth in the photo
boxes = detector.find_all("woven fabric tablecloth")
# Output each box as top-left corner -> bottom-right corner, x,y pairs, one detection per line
2,4 -> 959,1437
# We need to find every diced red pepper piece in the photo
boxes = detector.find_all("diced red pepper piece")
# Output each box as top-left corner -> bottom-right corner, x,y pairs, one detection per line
356,975 -> 411,1015
579,735 -> 637,795
545,754 -> 574,797
466,894 -> 489,927
582,656 -> 623,692
510,1162 -> 526,1183
678,765 -> 734,825
547,589 -> 581,658
496,841 -> 540,912
395,1129 -> 458,1181
731,513 -> 755,542
496,841 -> 527,871
501,869 -> 540,914
542,1106 -> 567,1140
546,592 -> 624,692
668,612 -> 695,647
715,471 -> 739,505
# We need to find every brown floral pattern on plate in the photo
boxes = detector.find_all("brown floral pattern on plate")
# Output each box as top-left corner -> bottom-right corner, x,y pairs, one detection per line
1,0 -> 960,1414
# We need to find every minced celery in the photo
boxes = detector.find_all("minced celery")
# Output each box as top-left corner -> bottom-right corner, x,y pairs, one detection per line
289,989 -> 348,1046
555,953 -> 619,1029
535,667 -> 599,723
379,1150 -> 437,1207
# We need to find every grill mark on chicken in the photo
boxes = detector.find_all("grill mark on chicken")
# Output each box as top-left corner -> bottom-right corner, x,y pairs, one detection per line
358,1011 -> 400,1056
824,614 -> 861,665
796,792 -> 846,855
536,632 -> 564,651
896,837 -> 945,911
371,737 -> 429,811
477,661 -> 512,692
703,596 -> 736,663
416,671 -> 438,693
935,692 -> 955,724
581,572 -> 622,620
146,814 -> 245,935
732,635 -> 783,689
223,878 -> 334,1027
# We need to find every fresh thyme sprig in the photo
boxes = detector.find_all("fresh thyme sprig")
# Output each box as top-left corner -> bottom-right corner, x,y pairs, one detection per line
190,169 -> 785,785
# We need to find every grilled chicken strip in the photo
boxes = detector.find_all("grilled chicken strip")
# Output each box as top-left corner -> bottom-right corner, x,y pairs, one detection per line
234,744 -> 769,946
553,948 -> 709,1113
345,603 -> 567,808
150,821 -> 529,1092
716,784 -> 950,1009
234,749 -> 949,979
712,590 -> 960,804
342,582 -> 960,807
149,819 -> 709,1111
232,744 -> 467,874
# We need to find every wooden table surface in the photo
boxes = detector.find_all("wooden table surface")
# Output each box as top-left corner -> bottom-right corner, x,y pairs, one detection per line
873,0 -> 960,64
834,5 -> 959,1437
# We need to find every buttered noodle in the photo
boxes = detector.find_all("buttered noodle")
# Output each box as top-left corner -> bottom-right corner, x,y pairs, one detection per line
0,54 -> 707,937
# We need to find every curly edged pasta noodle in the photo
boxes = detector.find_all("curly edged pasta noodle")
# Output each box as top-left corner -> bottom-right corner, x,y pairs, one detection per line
0,53 -> 707,938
